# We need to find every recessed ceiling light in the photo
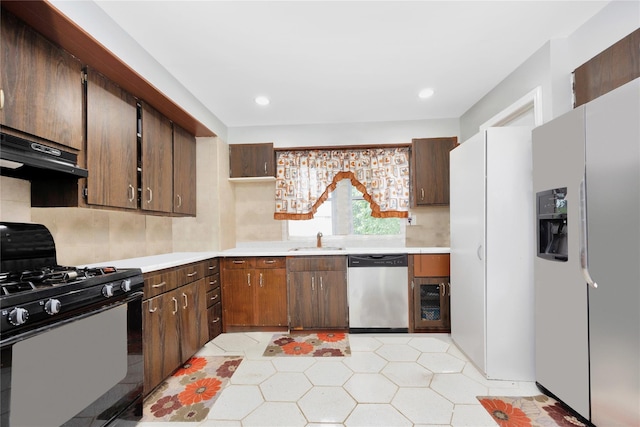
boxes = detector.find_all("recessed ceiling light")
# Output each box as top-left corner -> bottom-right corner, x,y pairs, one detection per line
418,88 -> 435,99
255,96 -> 270,106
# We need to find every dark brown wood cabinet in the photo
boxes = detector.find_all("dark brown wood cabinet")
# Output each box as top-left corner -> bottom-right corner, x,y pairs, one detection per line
411,137 -> 458,206
287,256 -> 348,330
142,261 -> 209,395
173,125 -> 197,215
229,143 -> 275,178
221,257 -> 288,330
0,11 -> 83,150
204,259 -> 223,340
86,68 -> 138,209
410,254 -> 450,332
140,102 -> 173,213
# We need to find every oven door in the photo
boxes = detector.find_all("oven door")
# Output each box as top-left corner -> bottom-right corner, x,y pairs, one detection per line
0,291 -> 143,426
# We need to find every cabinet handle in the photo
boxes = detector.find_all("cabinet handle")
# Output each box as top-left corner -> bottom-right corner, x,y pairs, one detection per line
0,89 -> 4,110
152,281 -> 166,288
187,271 -> 198,277
420,188 -> 425,201
209,266 -> 215,270
128,184 -> 135,202
176,194 -> 182,208
320,276 -> 323,291
146,187 -> 153,203
263,260 -> 276,264
264,161 -> 267,175
447,282 -> 451,296
441,283 -> 445,297
411,280 -> 414,290
210,295 -> 218,301
260,273 -> 264,287
233,260 -> 245,264
182,292 -> 188,309
148,303 -> 158,313
247,273 -> 251,287
210,279 -> 218,286
311,276 -> 315,291
212,317 -> 221,323
172,297 -> 178,314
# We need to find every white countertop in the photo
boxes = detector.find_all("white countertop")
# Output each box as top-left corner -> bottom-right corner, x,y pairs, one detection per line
85,247 -> 449,273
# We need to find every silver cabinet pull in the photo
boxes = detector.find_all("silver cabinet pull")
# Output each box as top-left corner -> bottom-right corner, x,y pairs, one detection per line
579,178 -> 598,289
210,279 -> 218,286
152,281 -> 166,288
441,283 -> 445,296
182,293 -> 188,309
260,273 -> 264,287
210,294 -> 219,301
176,194 -> 182,207
0,89 -> 4,110
420,188 -> 425,200
311,276 -> 315,291
447,282 -> 451,296
263,260 -> 276,264
320,276 -> 323,291
172,297 -> 178,314
264,161 -> 267,175
128,184 -> 135,202
146,187 -> 153,203
247,273 -> 251,287
148,303 -> 158,313
209,266 -> 215,270
187,271 -> 198,277
212,317 -> 221,323
233,260 -> 245,264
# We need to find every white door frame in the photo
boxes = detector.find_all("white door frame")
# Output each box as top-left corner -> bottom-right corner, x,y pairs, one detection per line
480,86 -> 543,130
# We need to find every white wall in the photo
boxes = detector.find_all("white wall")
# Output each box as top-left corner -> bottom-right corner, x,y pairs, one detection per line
459,1 -> 639,142
228,118 -> 460,147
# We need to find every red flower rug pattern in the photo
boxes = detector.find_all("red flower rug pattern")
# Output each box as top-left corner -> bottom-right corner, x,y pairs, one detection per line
477,395 -> 588,427
141,355 -> 243,422
263,332 -> 351,357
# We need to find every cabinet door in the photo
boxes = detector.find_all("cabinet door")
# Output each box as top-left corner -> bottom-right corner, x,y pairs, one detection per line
86,69 -> 138,209
288,271 -> 317,329
208,302 -> 223,340
141,102 -> 173,213
143,292 -> 181,394
229,143 -> 274,178
0,12 -> 83,150
222,269 -> 254,326
316,271 -> 348,328
411,137 -> 457,206
413,277 -> 450,331
179,280 -> 209,360
173,125 -> 197,215
255,268 -> 287,327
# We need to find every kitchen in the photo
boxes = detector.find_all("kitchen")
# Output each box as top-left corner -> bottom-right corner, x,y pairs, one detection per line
1,1 -> 638,426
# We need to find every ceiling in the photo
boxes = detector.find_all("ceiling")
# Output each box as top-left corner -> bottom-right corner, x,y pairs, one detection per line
92,1 -> 609,128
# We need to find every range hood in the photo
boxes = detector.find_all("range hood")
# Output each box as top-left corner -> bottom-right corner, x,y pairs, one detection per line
0,132 -> 88,180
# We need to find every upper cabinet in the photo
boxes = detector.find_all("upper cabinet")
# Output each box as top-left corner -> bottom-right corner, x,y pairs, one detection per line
411,137 -> 458,206
140,102 -> 174,213
0,11 -> 83,150
86,68 -> 138,210
229,143 -> 275,179
173,125 -> 197,215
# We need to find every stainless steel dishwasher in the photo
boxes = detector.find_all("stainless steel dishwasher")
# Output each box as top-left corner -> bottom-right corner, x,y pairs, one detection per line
347,254 -> 409,332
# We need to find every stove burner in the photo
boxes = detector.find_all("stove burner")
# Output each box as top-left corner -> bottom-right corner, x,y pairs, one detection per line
0,266 -> 119,296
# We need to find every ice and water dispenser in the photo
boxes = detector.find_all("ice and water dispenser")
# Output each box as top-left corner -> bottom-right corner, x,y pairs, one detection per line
536,187 -> 568,261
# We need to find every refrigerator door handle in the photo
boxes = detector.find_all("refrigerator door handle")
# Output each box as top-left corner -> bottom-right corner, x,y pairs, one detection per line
477,245 -> 483,260
579,177 -> 598,289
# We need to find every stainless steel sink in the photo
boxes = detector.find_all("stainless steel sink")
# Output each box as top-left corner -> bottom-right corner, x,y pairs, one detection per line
289,246 -> 345,251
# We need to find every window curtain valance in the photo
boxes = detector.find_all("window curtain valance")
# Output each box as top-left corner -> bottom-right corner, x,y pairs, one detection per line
274,147 -> 410,220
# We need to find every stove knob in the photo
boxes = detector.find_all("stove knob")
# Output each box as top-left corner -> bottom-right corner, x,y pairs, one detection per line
8,307 -> 29,326
121,279 -> 132,292
44,298 -> 61,315
102,284 -> 114,298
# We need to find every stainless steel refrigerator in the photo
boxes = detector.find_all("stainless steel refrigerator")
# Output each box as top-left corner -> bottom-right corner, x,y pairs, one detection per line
533,78 -> 639,425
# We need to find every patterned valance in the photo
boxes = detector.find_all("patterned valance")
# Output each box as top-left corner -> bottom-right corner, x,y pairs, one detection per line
274,147 -> 410,220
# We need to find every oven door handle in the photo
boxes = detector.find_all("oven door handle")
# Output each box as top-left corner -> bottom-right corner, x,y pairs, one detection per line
1,291 -> 143,348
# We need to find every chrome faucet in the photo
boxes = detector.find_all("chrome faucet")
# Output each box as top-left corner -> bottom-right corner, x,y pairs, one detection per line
317,232 -> 323,248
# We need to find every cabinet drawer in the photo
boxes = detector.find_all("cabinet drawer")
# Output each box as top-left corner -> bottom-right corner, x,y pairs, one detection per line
204,258 -> 220,276
176,262 -> 202,284
208,303 -> 223,339
223,257 -> 255,269
286,256 -> 346,271
414,254 -> 450,277
206,287 -> 221,308
144,269 -> 177,298
254,257 -> 286,269
207,272 -> 220,290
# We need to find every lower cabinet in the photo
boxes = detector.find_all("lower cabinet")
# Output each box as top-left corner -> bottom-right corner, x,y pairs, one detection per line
142,261 -> 209,395
221,257 -> 287,329
204,258 -> 223,340
410,254 -> 451,332
287,256 -> 348,330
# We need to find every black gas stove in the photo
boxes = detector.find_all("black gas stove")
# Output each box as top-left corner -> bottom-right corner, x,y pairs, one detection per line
0,222 -> 143,336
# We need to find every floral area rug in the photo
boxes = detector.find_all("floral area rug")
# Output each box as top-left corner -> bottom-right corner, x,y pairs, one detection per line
141,355 -> 243,422
477,395 -> 589,427
262,332 -> 351,357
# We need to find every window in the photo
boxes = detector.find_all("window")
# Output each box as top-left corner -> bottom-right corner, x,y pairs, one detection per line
288,180 -> 403,237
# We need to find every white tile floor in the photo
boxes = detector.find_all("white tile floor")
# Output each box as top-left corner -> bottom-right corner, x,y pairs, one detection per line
137,332 -> 541,427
